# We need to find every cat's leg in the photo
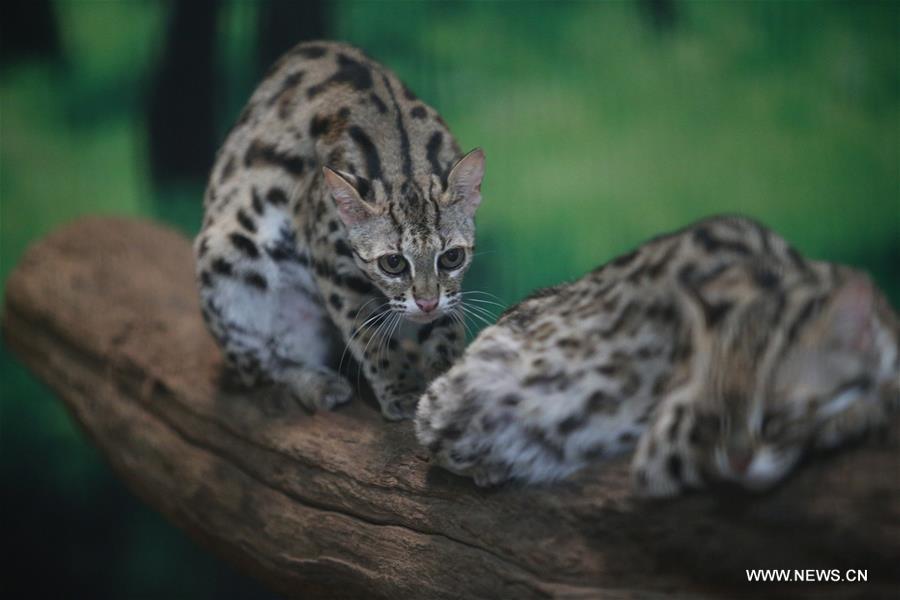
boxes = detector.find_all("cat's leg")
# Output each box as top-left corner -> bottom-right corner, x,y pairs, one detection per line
415,370 -> 515,486
631,400 -> 707,498
195,208 -> 351,411
313,275 -> 426,420
417,315 -> 466,383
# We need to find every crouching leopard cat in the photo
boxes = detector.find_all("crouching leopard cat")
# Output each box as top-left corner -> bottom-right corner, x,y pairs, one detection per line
416,216 -> 899,496
195,41 -> 485,420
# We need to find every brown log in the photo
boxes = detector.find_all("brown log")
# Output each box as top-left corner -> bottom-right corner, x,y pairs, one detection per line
3,217 -> 898,599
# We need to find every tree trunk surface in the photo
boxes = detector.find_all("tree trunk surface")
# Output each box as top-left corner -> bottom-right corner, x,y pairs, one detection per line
3,217 -> 898,599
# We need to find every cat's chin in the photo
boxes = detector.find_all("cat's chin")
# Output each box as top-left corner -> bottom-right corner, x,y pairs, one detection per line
405,311 -> 444,324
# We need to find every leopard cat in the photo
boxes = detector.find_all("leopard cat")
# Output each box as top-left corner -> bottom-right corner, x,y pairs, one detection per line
416,215 -> 899,496
194,41 -> 486,420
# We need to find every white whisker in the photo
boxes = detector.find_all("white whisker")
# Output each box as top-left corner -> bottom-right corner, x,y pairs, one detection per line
462,302 -> 499,322
339,302 -> 391,374
459,305 -> 495,329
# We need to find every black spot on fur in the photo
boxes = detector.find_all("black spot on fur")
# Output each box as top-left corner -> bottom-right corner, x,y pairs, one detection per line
348,126 -> 383,181
310,114 -> 331,137
480,414 -> 498,433
410,105 -> 427,119
265,224 -> 307,264
294,44 -> 328,59
611,250 -> 638,268
329,293 -> 343,310
236,209 -> 256,233
587,390 -> 617,414
666,454 -> 683,482
307,53 -> 373,98
229,232 -> 259,258
219,155 -> 236,184
501,394 -> 521,407
582,443 -> 606,460
251,188 -> 265,215
693,226 -> 750,255
334,239 -> 353,257
688,425 -> 703,446
557,414 -> 585,435
442,425 -> 463,441
525,426 -> 565,461
523,371 -> 565,389
266,187 -> 288,205
618,432 -> 637,445
200,271 -> 212,287
368,92 -> 388,113
753,266 -> 780,290
244,141 -> 305,176
418,321 -> 436,344
667,405 -> 685,442
212,258 -> 233,276
381,74 -> 413,178
786,296 -> 821,345
244,271 -> 268,291
426,131 -> 445,180
704,301 -> 733,326
267,70 -> 305,116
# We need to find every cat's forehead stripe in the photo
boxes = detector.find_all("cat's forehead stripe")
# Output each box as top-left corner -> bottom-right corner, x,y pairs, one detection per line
381,73 -> 414,179
348,125 -> 383,183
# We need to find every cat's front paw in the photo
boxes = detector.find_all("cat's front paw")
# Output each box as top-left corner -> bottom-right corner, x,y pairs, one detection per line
631,439 -> 701,499
471,464 -> 511,488
283,367 -> 353,412
379,391 -> 421,421
317,375 -> 354,410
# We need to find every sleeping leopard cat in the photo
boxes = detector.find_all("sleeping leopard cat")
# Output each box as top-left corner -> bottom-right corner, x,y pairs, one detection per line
416,215 -> 899,496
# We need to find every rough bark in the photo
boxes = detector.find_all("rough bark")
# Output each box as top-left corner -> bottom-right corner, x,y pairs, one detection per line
3,217 -> 898,599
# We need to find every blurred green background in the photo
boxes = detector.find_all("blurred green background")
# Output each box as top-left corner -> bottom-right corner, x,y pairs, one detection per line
1,0 -> 897,597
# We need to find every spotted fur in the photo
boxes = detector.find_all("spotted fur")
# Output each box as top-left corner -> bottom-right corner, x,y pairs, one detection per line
415,216 -> 899,494
195,41 -> 485,419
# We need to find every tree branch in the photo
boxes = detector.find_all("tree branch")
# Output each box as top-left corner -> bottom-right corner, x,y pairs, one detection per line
3,217 -> 898,599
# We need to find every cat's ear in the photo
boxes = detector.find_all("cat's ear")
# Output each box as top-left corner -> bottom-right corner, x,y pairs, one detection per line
443,148 -> 485,217
323,167 -> 379,226
817,274 -> 875,352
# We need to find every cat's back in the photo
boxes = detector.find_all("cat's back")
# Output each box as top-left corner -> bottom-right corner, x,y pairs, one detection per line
499,215 -> 798,335
471,214 -> 823,405
212,41 -> 457,191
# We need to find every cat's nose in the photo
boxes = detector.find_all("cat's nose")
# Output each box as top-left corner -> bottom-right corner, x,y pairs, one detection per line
415,298 -> 439,313
728,450 -> 754,474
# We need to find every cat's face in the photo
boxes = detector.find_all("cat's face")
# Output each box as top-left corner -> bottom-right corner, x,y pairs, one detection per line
701,275 -> 887,490
324,149 -> 485,323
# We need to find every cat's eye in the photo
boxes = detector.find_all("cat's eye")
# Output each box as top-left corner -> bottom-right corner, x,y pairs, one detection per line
378,254 -> 408,276
439,247 -> 465,270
